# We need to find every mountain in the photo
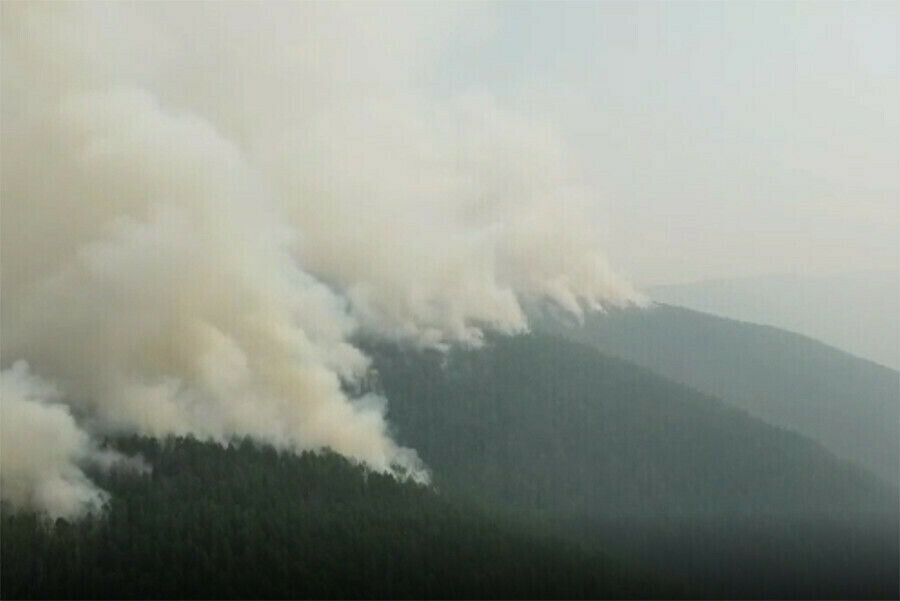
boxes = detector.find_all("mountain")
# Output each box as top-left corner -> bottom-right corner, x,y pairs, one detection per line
535,304 -> 900,486
364,333 -> 899,599
4,332 -> 897,599
0,436 -> 675,600
649,271 -> 900,370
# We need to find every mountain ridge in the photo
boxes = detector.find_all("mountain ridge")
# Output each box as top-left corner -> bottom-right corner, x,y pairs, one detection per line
533,303 -> 900,486
363,331 -> 898,598
648,271 -> 900,369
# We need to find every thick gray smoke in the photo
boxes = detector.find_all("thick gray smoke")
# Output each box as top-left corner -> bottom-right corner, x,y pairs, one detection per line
0,3 -> 644,517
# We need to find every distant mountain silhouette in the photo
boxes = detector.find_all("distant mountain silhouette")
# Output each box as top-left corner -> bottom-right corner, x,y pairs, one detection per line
649,271 -> 899,369
534,303 -> 900,486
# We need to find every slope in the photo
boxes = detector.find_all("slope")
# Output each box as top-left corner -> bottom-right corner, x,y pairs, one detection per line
0,436 -> 675,600
364,333 -> 899,599
649,271 -> 900,369
534,303 -> 900,485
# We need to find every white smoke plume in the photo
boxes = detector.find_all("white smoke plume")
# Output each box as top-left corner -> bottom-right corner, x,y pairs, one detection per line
0,361 -> 122,518
1,3 -> 644,517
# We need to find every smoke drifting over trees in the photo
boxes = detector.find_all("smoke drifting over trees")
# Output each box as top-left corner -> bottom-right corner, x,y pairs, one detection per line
0,3 -> 641,516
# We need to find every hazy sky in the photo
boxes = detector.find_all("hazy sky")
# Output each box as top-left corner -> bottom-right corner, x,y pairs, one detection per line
436,1 -> 899,286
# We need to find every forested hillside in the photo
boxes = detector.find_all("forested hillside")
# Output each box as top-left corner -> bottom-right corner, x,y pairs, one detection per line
0,437 -> 675,600
365,333 -> 899,599
534,304 -> 900,485
3,333 -> 896,599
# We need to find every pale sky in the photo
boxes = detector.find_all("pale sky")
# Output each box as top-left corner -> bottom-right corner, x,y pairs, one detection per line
435,1 -> 899,286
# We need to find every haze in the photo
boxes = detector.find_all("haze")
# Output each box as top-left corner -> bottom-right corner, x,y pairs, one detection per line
437,1 -> 899,286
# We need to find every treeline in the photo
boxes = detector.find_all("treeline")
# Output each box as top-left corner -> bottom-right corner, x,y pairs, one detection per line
0,436 -> 679,600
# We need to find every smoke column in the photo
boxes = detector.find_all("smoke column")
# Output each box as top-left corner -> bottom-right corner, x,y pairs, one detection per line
0,3 -> 644,517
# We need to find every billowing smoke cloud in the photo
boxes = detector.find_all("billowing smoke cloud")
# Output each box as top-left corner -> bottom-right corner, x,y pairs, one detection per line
1,3 -> 643,517
0,361 -> 120,518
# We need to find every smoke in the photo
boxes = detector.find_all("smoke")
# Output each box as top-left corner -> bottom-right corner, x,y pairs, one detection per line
0,361 -> 124,518
1,3 -> 643,517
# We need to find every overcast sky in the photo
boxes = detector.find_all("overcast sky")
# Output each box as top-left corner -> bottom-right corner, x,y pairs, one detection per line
435,1 -> 899,286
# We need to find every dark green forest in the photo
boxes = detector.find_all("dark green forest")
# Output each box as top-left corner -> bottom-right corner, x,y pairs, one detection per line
1,436 -> 677,600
